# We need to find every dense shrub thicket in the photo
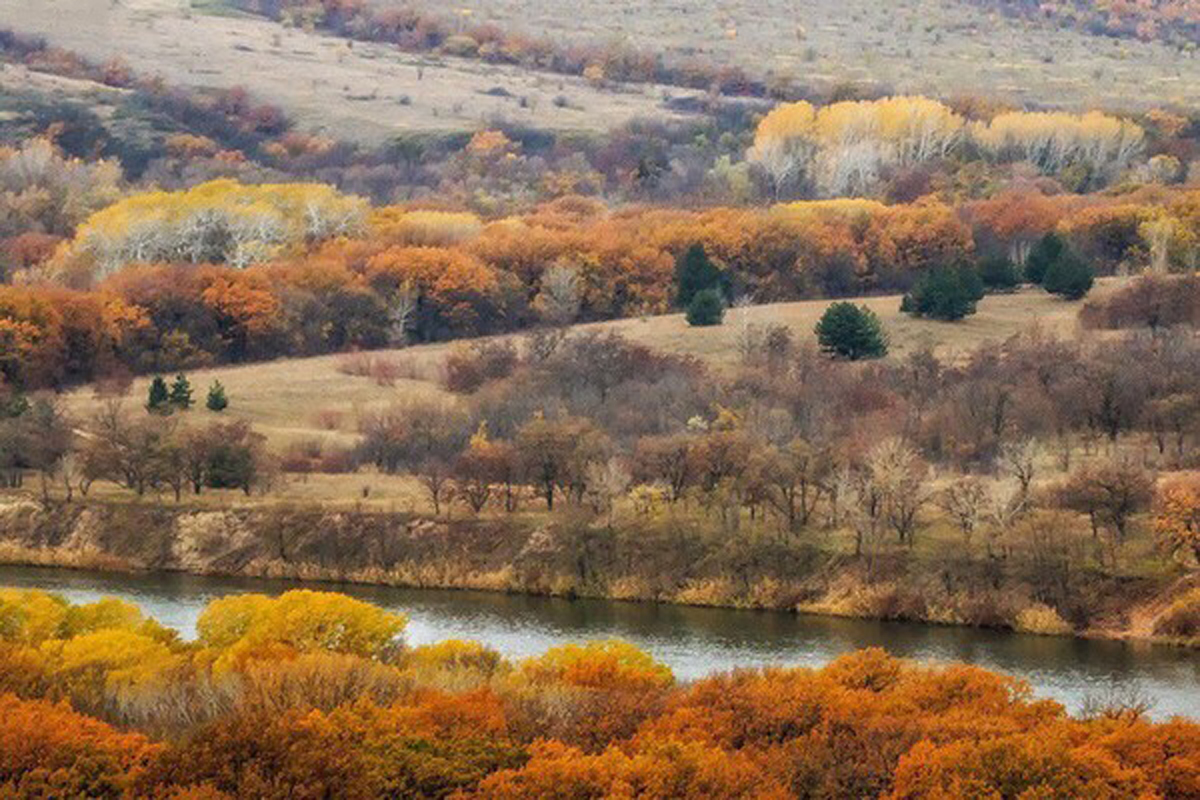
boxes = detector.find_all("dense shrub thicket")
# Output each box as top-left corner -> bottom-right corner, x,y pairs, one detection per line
0,588 -> 1196,799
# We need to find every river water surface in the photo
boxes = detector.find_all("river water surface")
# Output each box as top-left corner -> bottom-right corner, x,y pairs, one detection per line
2,565 -> 1196,719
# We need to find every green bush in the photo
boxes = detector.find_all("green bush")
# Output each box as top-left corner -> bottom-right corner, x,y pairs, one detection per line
815,302 -> 888,360
1044,250 -> 1095,300
686,289 -> 725,327
979,255 -> 1020,292
901,265 -> 984,321
1025,233 -> 1065,285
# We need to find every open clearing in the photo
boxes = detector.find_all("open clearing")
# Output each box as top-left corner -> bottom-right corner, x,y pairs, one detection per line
398,0 -> 1200,111
62,283 -> 1111,461
0,0 -> 704,142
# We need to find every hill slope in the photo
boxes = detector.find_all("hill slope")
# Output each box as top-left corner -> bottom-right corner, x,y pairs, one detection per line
62,284 -> 1102,456
0,0 -> 703,142
395,0 -> 1200,110
1,0 -> 1195,150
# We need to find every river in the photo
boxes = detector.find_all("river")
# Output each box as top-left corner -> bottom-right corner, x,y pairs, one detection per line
1,565 -> 1196,719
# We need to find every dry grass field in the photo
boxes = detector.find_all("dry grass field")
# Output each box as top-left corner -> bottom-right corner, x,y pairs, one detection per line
0,0 -> 704,142
1,0 -> 1195,148
0,61 -> 129,107
398,0 -> 1200,111
61,283 -> 1112,466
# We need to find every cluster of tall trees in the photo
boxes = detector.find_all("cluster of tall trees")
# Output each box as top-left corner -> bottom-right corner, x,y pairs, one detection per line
8,178 -> 1200,390
749,97 -> 969,197
0,588 -> 1196,798
0,392 -> 270,502
0,139 -> 121,281
5,320 -> 1200,633
1083,272 -> 1200,330
750,98 -> 1148,197
59,179 -> 369,279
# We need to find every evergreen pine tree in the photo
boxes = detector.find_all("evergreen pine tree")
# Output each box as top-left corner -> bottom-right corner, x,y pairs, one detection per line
815,302 -> 888,360
686,288 -> 725,326
1044,250 -> 1095,300
169,374 -> 193,410
674,243 -> 722,307
978,254 -> 1020,292
146,376 -> 170,414
1025,233 -> 1065,285
901,265 -> 984,321
206,380 -> 229,412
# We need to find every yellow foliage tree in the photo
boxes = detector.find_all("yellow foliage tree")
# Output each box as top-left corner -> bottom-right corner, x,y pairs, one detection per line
370,208 -> 483,246
749,97 -> 964,197
973,110 -> 1144,181
67,179 -> 368,277
1154,476 -> 1200,565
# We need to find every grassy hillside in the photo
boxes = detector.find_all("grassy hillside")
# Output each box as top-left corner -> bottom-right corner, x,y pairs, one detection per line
61,283 -> 1104,458
1,0 -> 1195,150
0,0 -> 704,142
393,0 -> 1200,110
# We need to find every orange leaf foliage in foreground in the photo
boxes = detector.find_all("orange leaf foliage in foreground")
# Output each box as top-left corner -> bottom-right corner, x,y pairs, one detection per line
0,589 -> 1197,799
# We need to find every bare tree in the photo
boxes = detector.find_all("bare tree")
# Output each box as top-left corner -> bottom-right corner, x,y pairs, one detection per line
387,281 -> 418,346
998,438 -> 1039,498
732,294 -> 757,364
534,264 -> 582,327
585,458 -> 631,527
764,438 -> 832,532
939,477 -> 987,543
985,479 -> 1028,559
866,437 -> 931,548
358,400 -> 473,515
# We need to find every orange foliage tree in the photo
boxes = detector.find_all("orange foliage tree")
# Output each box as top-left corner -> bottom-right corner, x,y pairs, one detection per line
1154,475 -> 1200,565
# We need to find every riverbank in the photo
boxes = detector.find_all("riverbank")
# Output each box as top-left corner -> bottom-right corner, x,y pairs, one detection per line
0,496 -> 1195,648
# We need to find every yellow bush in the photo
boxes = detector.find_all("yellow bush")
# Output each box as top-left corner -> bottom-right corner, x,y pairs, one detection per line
60,597 -> 145,637
0,588 -> 69,645
197,590 -> 407,671
1152,588 -> 1200,641
236,651 -> 411,713
407,639 -> 503,676
1014,603 -> 1073,636
51,628 -> 182,709
520,640 -> 673,690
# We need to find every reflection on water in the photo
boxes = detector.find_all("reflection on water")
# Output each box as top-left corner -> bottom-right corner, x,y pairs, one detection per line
1,565 -> 1196,719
